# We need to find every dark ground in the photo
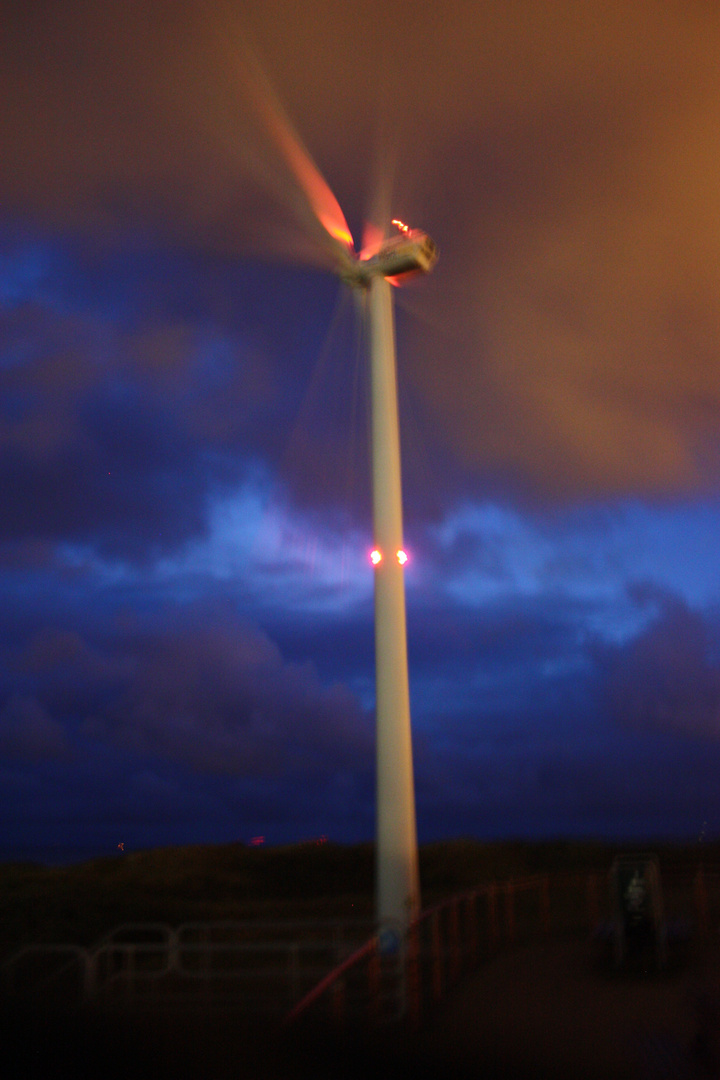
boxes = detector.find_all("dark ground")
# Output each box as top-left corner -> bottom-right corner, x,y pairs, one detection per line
4,936 -> 720,1080
409,935 -> 720,1080
3,840 -> 720,1078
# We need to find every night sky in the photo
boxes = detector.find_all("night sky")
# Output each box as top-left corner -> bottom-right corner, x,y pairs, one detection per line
2,0 -> 720,864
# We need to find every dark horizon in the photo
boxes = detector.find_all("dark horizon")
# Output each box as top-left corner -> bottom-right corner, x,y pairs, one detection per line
3,830 -> 716,872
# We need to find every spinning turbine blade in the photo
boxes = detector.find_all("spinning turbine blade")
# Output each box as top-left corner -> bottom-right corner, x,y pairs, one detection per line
360,220 -> 386,261
262,108 -> 353,249
359,137 -> 397,260
240,58 -> 354,256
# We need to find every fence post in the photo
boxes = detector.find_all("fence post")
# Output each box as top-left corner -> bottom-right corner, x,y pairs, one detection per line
694,867 -> 710,939
167,928 -> 180,974
201,927 -> 212,1002
449,899 -> 461,984
466,894 -> 478,968
541,874 -> 551,937
586,872 -> 600,932
505,882 -> 516,946
83,948 -> 96,1003
488,883 -> 499,952
367,939 -> 381,1026
288,944 -> 300,1008
431,910 -> 443,1003
125,946 -> 135,1002
405,923 -> 421,1028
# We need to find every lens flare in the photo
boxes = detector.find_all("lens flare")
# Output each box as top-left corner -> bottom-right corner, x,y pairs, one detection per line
370,549 -> 382,565
391,219 -> 411,234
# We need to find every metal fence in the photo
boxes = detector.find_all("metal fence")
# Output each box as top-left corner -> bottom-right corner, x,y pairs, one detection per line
287,864 -> 720,1029
5,863 -> 718,1025
286,876 -> 557,1029
3,918 -> 375,1016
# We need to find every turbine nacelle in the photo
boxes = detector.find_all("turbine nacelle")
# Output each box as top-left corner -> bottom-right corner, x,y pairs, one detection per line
338,229 -> 439,288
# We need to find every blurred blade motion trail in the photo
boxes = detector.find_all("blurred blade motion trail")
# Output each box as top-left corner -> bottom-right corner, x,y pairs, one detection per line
198,8 -> 357,271
239,57 -> 354,253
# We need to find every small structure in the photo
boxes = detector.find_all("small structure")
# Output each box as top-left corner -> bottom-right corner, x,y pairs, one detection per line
609,854 -> 667,971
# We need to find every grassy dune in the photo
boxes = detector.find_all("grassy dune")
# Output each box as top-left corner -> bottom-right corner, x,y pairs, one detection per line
2,838 -> 715,962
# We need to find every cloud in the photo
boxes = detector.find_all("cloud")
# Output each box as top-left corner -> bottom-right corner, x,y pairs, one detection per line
398,5 -> 720,499
0,249 -> 281,561
0,693 -> 68,761
2,602 -> 371,783
5,0 -> 720,856
600,593 -> 720,740
3,0 -> 720,515
110,612 -> 371,777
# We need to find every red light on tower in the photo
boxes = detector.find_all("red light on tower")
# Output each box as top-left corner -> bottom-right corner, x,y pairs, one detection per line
370,549 -> 382,565
397,549 -> 408,565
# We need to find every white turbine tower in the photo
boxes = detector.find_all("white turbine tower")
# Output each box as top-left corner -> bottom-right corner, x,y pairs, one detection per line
338,228 -> 438,939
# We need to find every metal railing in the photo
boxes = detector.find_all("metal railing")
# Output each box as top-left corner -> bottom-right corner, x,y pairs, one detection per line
286,865 -> 719,1029
3,943 -> 91,1004
3,918 -> 375,1015
4,865 -> 717,1023
284,876 -> 556,1029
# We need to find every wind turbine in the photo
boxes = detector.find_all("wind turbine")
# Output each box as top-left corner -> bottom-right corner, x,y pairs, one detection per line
241,66 -> 438,937
339,228 -> 438,940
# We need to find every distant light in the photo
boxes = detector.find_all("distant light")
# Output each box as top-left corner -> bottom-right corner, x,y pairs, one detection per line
397,549 -> 408,565
250,836 -> 265,846
370,549 -> 382,565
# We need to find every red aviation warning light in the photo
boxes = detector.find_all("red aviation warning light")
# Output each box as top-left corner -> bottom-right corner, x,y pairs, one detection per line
370,548 -> 408,566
